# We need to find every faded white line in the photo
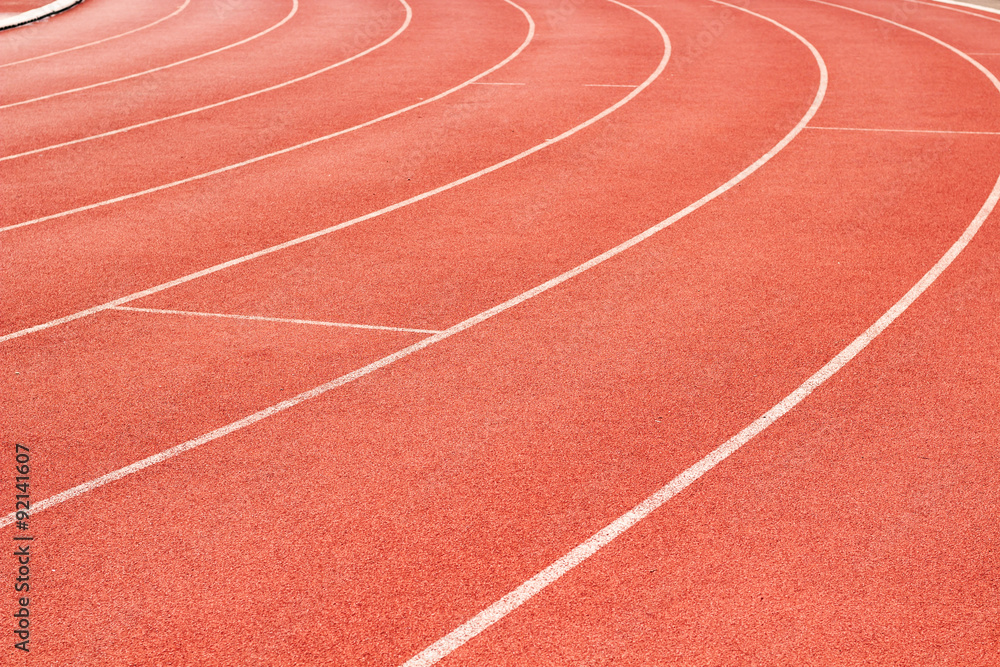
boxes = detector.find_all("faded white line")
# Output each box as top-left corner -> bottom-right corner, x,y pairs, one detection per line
112,306 -> 441,334
402,0 -> 1000,663
471,81 -> 526,85
0,0 -> 412,162
0,0 -> 298,109
0,0 -> 191,69
1,0 -> 532,233
583,83 -> 638,87
809,125 -> 1000,134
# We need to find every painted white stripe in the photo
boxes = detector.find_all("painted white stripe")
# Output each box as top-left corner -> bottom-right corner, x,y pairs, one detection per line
583,83 -> 639,87
400,1 -> 1000,663
0,0 -> 191,68
0,0 -> 412,162
400,0 -> 831,661
809,125 -> 1000,134
0,0 -> 82,30
0,0 -> 672,522
915,0 -> 1000,21
0,0 -> 299,109
112,306 -> 441,334
471,81 -> 526,85
0,0 -> 532,233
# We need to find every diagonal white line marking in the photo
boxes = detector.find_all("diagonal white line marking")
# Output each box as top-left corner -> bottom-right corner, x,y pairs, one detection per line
0,0 -> 412,162
0,0 -> 191,68
111,306 -> 442,334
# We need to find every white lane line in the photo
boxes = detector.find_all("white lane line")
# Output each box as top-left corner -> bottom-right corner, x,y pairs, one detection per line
969,52 -> 1000,55
0,0 -> 298,109
404,0 -> 1000,663
914,0 -> 1000,22
809,125 -> 1000,134
0,0 -> 412,162
403,1 -> 829,662
0,0 -> 191,69
112,306 -> 442,334
583,83 -> 639,87
0,0 -> 532,233
471,81 -> 526,85
0,0 -> 673,522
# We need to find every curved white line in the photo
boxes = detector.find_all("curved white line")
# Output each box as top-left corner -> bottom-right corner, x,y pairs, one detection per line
0,0 -> 299,109
0,0 -> 192,69
0,0 -> 531,234
404,0 -> 1000,662
0,0 -> 412,162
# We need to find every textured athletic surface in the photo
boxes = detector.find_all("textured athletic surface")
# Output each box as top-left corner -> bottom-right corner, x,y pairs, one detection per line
1,0 -> 997,664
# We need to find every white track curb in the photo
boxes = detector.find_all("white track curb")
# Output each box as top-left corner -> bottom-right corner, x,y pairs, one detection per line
931,0 -> 1000,16
0,0 -> 85,31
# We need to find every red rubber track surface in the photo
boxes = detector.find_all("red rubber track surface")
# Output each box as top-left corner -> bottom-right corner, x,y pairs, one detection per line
1,0 -> 998,664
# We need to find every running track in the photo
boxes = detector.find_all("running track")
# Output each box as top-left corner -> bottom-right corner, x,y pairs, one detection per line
1,0 -> 999,663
